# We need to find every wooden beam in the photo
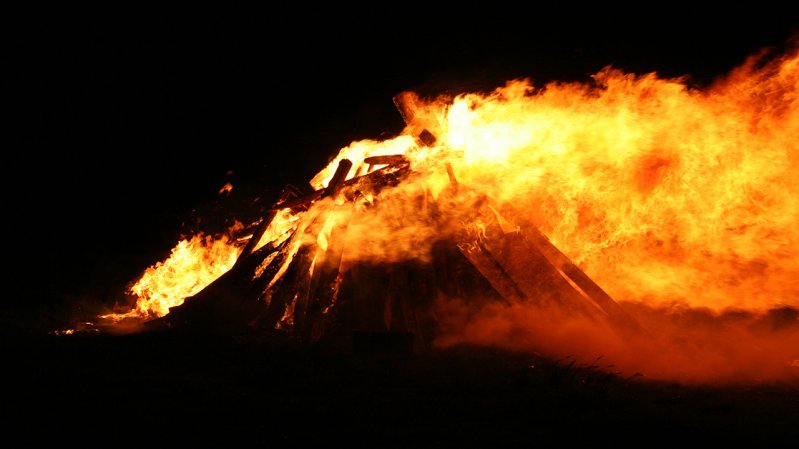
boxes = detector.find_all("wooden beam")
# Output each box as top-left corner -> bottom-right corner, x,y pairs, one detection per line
237,185 -> 302,264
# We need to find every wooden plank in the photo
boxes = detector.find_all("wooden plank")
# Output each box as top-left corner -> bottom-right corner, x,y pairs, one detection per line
493,204 -> 642,330
456,241 -> 525,304
480,222 -> 597,316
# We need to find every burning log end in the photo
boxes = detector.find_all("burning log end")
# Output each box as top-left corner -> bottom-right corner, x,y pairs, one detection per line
323,159 -> 353,199
393,91 -> 419,126
445,162 -> 458,189
418,129 -> 436,147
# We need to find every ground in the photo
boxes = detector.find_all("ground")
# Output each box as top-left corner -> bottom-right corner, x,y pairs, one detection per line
4,330 -> 798,447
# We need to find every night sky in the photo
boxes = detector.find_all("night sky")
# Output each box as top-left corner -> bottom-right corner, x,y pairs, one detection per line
8,8 -> 797,317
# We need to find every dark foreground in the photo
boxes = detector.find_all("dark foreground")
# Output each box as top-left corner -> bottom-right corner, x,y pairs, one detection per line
4,331 -> 798,447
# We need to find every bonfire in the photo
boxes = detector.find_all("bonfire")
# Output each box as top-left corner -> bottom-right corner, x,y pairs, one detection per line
84,44 -> 799,384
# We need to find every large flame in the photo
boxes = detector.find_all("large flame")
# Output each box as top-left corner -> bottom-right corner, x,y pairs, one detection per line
436,54 -> 799,314
315,45 -> 799,313
116,234 -> 240,319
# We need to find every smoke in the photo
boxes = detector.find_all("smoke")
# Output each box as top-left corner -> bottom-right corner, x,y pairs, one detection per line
433,295 -> 799,385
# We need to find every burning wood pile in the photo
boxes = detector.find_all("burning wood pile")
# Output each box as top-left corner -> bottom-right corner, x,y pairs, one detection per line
125,93 -> 639,348
91,46 -> 799,382
139,158 -> 636,344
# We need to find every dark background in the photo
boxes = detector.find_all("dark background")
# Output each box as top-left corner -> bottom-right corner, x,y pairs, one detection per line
7,8 -> 798,321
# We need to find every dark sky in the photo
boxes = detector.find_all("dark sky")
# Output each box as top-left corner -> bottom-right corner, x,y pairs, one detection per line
7,8 -> 797,312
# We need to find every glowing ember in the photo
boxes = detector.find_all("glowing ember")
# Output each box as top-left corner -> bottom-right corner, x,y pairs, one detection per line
437,50 -> 799,313
218,182 -> 233,194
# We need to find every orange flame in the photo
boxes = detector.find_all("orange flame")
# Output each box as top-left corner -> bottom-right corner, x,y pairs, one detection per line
109,234 -> 240,320
311,45 -> 799,314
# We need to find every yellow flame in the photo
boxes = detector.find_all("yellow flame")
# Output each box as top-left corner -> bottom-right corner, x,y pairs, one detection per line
310,47 -> 799,313
123,234 -> 240,318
